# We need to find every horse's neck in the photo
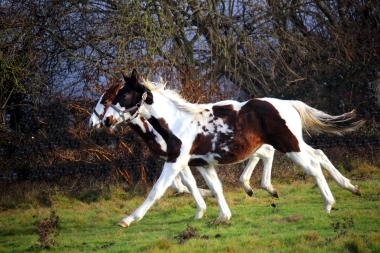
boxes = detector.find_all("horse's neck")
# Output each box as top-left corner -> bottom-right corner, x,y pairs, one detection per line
128,116 -> 167,156
94,101 -> 104,115
141,92 -> 190,126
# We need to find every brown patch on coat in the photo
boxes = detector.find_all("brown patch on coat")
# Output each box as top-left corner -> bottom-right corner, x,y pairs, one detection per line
128,117 -> 166,158
188,158 -> 209,166
212,104 -> 236,127
148,117 -> 182,163
104,115 -> 117,127
212,103 -> 265,163
100,81 -> 123,117
190,133 -> 214,155
243,99 -> 300,153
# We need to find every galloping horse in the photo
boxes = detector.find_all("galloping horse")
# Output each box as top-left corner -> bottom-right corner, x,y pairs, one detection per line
89,79 -> 213,198
103,70 -> 364,228
89,71 -> 278,220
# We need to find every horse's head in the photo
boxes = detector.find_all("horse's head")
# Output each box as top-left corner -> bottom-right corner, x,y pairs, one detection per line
89,80 -> 123,128
103,69 -> 149,128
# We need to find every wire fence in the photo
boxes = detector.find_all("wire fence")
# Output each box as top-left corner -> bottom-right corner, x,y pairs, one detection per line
0,92 -> 379,188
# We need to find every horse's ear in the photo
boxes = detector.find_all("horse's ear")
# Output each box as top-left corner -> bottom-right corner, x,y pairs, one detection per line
122,71 -> 129,83
110,79 -> 122,88
131,69 -> 139,84
116,80 -> 123,90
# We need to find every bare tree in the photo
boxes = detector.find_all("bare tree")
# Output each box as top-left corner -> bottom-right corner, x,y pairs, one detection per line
1,0 -> 379,129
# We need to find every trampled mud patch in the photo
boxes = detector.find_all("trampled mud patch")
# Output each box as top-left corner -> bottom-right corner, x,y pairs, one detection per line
174,225 -> 209,244
100,242 -> 115,249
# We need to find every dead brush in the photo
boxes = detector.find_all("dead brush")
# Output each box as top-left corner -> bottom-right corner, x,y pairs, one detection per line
36,210 -> 61,249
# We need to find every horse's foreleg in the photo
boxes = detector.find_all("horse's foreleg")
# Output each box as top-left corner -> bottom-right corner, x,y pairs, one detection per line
178,167 -> 207,219
197,166 -> 231,221
118,162 -> 183,228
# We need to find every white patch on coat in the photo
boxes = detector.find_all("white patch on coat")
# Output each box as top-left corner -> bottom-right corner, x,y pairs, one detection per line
258,98 -> 302,139
89,94 -> 105,127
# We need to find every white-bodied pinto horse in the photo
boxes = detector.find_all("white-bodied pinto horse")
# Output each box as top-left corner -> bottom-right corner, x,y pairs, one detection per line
89,71 -> 279,220
104,70 -> 364,228
89,79 -> 213,198
89,78 -> 210,219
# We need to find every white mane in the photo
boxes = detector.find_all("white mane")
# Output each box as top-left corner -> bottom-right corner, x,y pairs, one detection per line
142,78 -> 205,114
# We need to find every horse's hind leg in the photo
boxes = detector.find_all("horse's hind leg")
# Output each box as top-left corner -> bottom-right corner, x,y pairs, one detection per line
240,144 -> 278,197
239,156 -> 260,197
258,145 -> 278,198
197,166 -> 232,221
287,150 -> 335,212
304,145 -> 361,196
171,174 -> 191,193
172,173 -> 213,197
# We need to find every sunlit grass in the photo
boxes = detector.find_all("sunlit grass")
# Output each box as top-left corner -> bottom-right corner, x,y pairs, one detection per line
0,178 -> 379,253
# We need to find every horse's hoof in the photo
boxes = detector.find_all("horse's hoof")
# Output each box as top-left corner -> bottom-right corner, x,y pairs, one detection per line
355,186 -> 362,196
194,209 -> 205,219
324,204 -> 332,213
216,217 -> 229,222
272,190 -> 279,198
118,221 -> 129,228
217,213 -> 231,222
246,189 -> 253,197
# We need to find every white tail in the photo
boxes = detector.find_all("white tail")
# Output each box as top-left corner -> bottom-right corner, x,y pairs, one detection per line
290,101 -> 365,135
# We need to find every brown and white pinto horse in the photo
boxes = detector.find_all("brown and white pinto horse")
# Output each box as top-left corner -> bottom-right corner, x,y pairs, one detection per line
103,70 -> 364,228
89,71 -> 279,220
89,77 -> 210,219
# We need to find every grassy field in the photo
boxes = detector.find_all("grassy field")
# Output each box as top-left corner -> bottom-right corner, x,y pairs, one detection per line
1,179 -> 380,253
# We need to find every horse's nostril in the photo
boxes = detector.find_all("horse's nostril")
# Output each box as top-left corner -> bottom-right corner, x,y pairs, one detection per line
104,117 -> 111,127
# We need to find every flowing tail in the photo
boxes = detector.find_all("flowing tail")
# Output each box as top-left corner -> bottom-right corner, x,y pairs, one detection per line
289,101 -> 365,135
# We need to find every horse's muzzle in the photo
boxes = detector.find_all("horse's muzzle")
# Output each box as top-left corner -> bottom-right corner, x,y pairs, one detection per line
104,116 -> 113,128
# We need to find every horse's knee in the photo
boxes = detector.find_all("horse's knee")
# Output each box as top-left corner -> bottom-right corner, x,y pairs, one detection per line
239,174 -> 247,184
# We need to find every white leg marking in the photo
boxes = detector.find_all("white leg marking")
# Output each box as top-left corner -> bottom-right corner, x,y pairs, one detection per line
171,171 -> 213,197
171,174 -> 190,193
257,145 -> 278,198
239,156 -> 260,197
239,144 -> 278,197
304,145 -> 360,196
178,167 -> 207,219
119,162 -> 183,227
287,149 -> 335,212
197,166 -> 232,220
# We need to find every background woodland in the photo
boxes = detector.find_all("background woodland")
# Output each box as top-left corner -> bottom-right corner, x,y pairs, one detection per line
1,0 -> 379,192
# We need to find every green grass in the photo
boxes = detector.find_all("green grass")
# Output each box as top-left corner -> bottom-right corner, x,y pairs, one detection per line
1,180 -> 380,253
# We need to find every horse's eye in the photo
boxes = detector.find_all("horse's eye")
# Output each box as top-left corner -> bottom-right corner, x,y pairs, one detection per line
101,99 -> 108,104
